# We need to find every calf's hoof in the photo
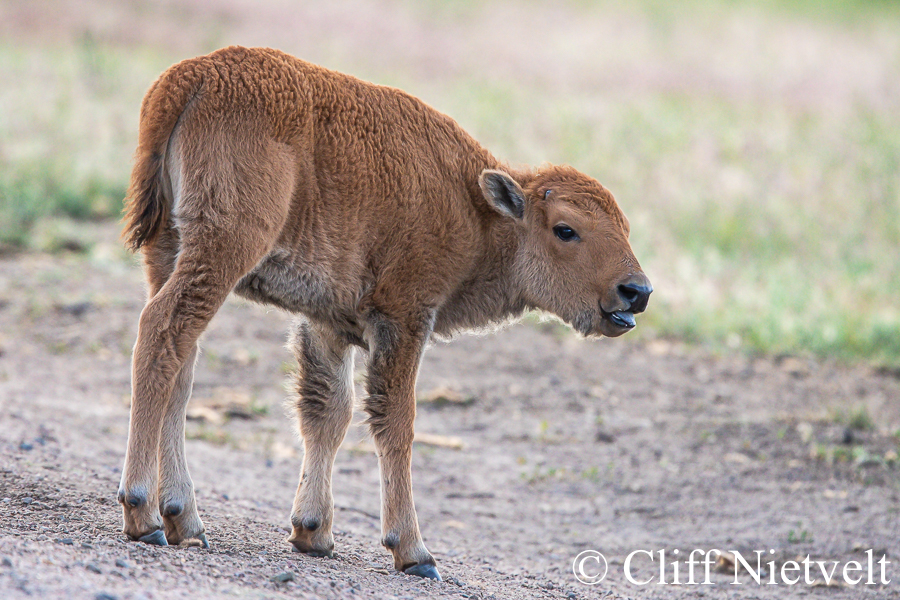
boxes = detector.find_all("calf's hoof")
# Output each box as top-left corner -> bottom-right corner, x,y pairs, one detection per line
288,515 -> 334,557
137,529 -> 169,546
404,562 -> 442,581
161,501 -> 208,548
174,532 -> 210,549
290,543 -> 333,558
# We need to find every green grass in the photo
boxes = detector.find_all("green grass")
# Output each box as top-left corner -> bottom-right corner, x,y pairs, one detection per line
2,0 -> 899,366
439,80 -> 900,366
0,40 -> 168,249
0,162 -> 124,249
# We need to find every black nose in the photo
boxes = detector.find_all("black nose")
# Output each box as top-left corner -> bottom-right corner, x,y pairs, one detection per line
617,282 -> 652,313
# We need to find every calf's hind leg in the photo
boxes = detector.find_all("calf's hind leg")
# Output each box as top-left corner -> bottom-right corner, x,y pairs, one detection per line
287,320 -> 355,556
119,132 -> 293,544
119,223 -> 274,543
122,227 -> 207,546
157,342 -> 205,546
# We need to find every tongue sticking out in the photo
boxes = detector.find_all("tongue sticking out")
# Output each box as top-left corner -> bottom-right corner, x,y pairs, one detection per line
610,311 -> 636,329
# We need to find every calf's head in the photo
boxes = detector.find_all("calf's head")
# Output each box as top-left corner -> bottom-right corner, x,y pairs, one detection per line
480,166 -> 652,338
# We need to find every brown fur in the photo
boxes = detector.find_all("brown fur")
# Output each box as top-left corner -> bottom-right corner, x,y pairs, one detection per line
118,46 -> 651,578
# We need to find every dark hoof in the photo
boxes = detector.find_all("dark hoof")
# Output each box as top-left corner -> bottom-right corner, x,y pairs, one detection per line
197,532 -> 209,549
290,544 -> 333,558
138,529 -> 169,546
404,562 -> 442,581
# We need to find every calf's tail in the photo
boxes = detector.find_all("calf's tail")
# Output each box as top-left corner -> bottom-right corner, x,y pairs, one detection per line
122,62 -> 202,251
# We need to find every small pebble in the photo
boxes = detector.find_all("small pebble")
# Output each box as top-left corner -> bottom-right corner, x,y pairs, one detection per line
82,542 -> 93,549
115,559 -> 131,569
19,442 -> 33,451
86,563 -> 102,574
271,571 -> 294,583
59,538 -> 74,545
21,497 -> 33,505
842,428 -> 855,445
595,429 -> 615,444
95,593 -> 118,600
2,556 -> 12,567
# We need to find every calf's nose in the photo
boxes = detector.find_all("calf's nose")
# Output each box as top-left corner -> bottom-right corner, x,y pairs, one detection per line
617,278 -> 652,313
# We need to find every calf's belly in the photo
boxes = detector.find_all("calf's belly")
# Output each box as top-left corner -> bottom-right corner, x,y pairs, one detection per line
233,248 -> 368,346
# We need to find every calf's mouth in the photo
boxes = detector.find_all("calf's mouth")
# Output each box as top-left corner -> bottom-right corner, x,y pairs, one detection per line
602,308 -> 636,330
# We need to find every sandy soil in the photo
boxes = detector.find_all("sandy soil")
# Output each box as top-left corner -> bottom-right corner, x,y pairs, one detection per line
1,224 -> 899,600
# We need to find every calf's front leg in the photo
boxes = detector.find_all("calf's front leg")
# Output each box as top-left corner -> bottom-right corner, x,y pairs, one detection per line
363,312 -> 441,581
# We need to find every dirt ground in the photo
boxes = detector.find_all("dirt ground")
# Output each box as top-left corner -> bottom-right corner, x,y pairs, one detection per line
0,223 -> 898,600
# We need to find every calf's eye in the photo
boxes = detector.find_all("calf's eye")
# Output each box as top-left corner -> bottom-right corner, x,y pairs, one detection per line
553,224 -> 579,242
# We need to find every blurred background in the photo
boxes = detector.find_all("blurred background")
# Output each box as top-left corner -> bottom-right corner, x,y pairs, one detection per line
1,0 -> 898,367
2,4 -> 899,597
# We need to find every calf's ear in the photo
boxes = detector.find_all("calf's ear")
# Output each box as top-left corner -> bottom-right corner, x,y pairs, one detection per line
479,170 -> 526,220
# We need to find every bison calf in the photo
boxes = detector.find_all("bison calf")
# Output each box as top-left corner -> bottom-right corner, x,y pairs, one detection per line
118,46 -> 651,581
